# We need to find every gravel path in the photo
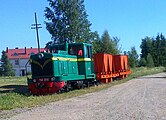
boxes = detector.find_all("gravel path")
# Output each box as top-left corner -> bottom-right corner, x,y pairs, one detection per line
1,73 -> 166,120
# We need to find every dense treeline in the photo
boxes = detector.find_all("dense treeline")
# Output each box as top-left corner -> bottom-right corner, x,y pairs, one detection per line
140,33 -> 166,67
126,33 -> 166,68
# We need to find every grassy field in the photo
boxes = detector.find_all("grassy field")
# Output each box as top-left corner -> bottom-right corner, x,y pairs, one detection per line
0,67 -> 165,110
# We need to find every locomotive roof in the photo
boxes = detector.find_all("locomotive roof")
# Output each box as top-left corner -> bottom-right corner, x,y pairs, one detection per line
68,42 -> 92,46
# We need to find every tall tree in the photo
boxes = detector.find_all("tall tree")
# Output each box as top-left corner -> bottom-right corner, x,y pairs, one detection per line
100,30 -> 120,54
140,37 -> 153,59
146,53 -> 154,68
45,0 -> 92,43
0,51 -> 15,76
100,30 -> 112,53
112,36 -> 121,54
91,31 -> 102,53
154,34 -> 162,66
158,33 -> 166,66
127,46 -> 139,68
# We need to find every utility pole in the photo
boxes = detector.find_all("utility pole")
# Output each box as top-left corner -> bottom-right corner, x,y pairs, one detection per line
31,12 -> 42,53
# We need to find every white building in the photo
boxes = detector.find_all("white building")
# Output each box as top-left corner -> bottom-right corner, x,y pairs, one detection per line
6,47 -> 45,76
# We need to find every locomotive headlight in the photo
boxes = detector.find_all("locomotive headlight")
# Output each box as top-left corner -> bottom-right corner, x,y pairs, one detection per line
51,77 -> 55,81
33,79 -> 37,83
38,53 -> 44,59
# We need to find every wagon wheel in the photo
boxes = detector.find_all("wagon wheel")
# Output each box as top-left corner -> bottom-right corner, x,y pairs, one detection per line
95,80 -> 100,86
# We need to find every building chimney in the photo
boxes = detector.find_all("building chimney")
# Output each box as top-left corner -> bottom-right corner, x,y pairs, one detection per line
25,47 -> 27,54
6,47 -> 8,53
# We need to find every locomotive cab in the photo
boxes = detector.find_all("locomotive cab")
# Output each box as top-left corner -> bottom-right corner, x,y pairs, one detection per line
68,43 -> 95,79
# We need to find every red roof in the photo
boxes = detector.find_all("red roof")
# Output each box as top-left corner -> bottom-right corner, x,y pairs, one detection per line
6,47 -> 45,59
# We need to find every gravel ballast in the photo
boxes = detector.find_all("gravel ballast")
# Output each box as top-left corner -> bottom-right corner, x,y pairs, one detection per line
1,73 -> 166,120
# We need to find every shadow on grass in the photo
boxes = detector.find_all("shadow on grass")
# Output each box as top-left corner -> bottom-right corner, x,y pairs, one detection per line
0,85 -> 30,96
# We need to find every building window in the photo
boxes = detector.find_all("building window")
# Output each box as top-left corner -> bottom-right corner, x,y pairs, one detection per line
15,59 -> 19,65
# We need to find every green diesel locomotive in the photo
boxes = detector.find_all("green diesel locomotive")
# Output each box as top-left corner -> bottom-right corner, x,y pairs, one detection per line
27,42 -> 96,95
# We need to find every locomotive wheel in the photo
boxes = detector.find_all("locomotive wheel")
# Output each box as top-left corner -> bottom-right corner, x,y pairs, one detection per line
95,80 -> 100,86
56,90 -> 62,94
87,82 -> 90,88
82,84 -> 86,89
65,86 -> 70,92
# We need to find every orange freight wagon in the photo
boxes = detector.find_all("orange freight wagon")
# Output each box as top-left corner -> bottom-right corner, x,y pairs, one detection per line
113,55 -> 131,79
93,53 -> 117,83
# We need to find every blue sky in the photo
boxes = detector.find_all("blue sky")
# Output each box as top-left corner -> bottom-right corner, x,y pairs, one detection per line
1,0 -> 166,56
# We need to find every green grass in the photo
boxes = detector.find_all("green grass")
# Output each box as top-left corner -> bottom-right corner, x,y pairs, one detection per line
0,67 -> 165,110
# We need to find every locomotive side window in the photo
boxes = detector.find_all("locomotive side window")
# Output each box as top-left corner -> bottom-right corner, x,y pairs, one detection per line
68,45 -> 83,56
69,47 -> 74,55
89,46 -> 92,58
86,46 -> 91,58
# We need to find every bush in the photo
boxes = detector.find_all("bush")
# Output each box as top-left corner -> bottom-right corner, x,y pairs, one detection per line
139,58 -> 146,67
